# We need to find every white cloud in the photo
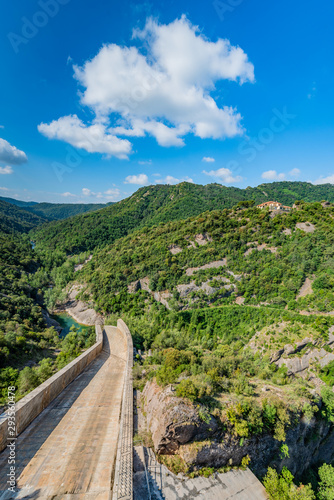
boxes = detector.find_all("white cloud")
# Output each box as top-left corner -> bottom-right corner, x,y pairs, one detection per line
81,187 -> 121,201
289,168 -> 301,178
203,167 -> 243,184
124,174 -> 149,185
155,175 -> 194,185
313,174 -> 334,185
104,188 -> 121,201
0,186 -> 9,191
138,160 -> 152,165
202,157 -> 215,163
0,138 -> 27,165
62,192 -> 76,197
0,166 -> 13,175
261,170 -> 285,181
38,115 -> 132,159
38,16 -> 254,156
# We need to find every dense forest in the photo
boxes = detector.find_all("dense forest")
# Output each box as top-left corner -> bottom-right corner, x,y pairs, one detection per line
0,195 -> 108,221
0,231 -> 95,408
31,181 -> 334,254
0,200 -> 48,233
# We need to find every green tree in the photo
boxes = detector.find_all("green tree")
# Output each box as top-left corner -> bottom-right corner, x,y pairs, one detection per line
318,464 -> 334,500
18,367 -> 39,395
176,379 -> 198,402
263,467 -> 315,500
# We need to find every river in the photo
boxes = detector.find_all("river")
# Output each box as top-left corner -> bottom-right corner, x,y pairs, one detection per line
52,312 -> 92,338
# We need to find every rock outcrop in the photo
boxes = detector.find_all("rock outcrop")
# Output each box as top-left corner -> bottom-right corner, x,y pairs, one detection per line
141,380 -> 334,478
56,284 -> 103,326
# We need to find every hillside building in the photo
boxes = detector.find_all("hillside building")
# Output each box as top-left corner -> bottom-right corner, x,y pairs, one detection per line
257,201 -> 291,211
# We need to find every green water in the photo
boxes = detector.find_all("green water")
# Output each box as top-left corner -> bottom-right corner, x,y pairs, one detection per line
52,313 -> 92,338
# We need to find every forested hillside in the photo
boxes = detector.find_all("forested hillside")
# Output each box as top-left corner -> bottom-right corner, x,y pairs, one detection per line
0,196 -> 108,221
77,201 -> 334,316
31,181 -> 334,254
0,229 -> 95,408
66,199 -> 334,488
0,199 -> 48,233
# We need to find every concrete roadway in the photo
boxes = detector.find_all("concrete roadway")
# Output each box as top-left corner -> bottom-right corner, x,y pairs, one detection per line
0,326 -> 127,500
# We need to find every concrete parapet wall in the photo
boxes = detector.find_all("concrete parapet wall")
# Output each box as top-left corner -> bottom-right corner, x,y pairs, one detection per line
112,319 -> 133,500
0,324 -> 103,452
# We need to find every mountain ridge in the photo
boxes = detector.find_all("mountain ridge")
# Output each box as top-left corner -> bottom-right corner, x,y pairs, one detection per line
31,181 -> 334,253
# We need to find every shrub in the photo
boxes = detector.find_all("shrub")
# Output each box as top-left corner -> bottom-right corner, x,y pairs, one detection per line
176,379 -> 198,402
321,386 -> 334,422
318,463 -> 334,500
263,467 -> 315,500
18,367 -> 39,395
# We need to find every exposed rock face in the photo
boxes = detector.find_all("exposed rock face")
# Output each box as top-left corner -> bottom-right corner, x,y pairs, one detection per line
296,277 -> 314,299
177,278 -> 233,299
128,278 -> 172,309
142,381 -> 218,455
57,284 -> 103,326
244,243 -> 277,257
270,331 -> 334,377
185,259 -> 227,277
142,381 -> 334,479
128,277 -> 151,294
41,309 -> 62,333
74,254 -> 92,272
296,222 -> 316,233
153,291 -> 172,310
168,245 -> 183,255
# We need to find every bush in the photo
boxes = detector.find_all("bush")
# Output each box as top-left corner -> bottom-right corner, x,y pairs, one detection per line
176,379 -> 198,402
321,386 -> 334,422
18,367 -> 39,395
263,467 -> 315,499
318,463 -> 334,500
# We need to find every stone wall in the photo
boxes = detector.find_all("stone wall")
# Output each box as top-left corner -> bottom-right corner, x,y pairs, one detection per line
112,319 -> 134,500
0,325 -> 103,452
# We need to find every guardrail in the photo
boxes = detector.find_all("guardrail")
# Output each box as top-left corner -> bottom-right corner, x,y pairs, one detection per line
112,319 -> 133,500
0,325 -> 103,452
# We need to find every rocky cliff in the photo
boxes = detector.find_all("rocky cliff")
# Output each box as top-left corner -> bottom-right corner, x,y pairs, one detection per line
142,380 -> 334,478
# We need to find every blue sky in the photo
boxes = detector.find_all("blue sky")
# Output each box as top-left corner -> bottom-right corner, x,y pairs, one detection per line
0,0 -> 333,203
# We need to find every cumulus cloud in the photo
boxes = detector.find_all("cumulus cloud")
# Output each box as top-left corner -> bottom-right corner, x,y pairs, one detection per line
261,170 -> 285,181
0,166 -> 13,175
203,167 -> 243,184
313,174 -> 334,185
202,157 -> 215,163
124,174 -> 149,185
38,16 -> 254,156
104,188 -> 121,201
38,115 -> 132,159
155,175 -> 194,185
81,187 -> 121,201
61,192 -> 76,197
289,168 -> 301,178
0,138 -> 27,165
